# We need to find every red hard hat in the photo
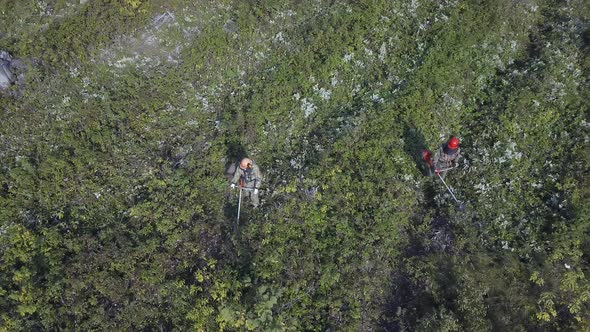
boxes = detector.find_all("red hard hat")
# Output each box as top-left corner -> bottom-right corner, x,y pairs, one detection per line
448,137 -> 459,149
422,150 -> 431,161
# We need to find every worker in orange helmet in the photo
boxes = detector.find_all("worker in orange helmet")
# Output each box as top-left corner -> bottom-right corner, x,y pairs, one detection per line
432,136 -> 461,179
230,158 -> 263,207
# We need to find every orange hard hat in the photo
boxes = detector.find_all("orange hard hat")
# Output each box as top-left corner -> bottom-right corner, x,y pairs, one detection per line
239,158 -> 252,170
448,137 -> 459,149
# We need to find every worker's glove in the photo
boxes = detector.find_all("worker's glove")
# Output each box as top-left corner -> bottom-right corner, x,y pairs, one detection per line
230,183 -> 236,189
435,168 -> 440,175
254,189 -> 259,195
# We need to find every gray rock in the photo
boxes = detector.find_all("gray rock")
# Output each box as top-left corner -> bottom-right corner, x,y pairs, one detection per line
0,50 -> 11,60
0,51 -> 14,89
223,19 -> 238,34
0,64 -> 12,88
153,12 -> 175,29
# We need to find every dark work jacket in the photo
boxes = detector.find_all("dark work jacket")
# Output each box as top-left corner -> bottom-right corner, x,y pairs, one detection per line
433,145 -> 461,170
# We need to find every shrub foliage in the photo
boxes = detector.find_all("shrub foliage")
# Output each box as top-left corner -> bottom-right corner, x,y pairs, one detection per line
1,0 -> 589,330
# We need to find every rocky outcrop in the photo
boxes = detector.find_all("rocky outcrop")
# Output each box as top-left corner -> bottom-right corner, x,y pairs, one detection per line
0,51 -> 14,89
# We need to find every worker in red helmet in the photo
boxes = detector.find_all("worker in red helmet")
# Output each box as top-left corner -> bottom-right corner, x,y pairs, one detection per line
432,136 -> 461,179
230,157 -> 263,207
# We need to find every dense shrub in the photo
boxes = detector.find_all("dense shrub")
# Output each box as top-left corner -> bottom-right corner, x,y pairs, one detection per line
1,0 -> 588,330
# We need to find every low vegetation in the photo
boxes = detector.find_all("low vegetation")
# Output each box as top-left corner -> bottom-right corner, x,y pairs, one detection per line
1,0 -> 589,330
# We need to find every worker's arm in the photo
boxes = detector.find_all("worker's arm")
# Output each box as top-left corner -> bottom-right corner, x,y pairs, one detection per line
432,146 -> 443,171
453,147 -> 461,167
253,165 -> 263,189
231,168 -> 242,185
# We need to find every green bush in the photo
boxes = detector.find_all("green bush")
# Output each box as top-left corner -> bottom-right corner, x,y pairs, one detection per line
0,0 -> 588,330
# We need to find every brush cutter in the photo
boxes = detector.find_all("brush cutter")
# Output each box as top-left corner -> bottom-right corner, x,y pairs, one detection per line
235,187 -> 257,222
436,173 -> 465,211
